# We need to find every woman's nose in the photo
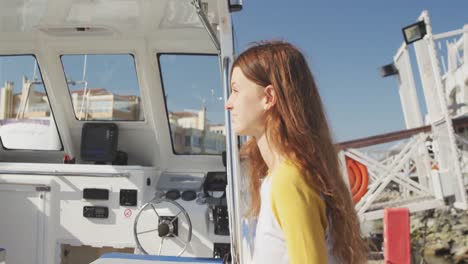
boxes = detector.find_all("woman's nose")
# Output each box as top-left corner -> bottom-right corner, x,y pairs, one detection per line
225,98 -> 233,111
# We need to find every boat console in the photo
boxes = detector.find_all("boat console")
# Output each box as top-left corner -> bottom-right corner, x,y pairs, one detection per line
134,170 -> 230,257
0,164 -> 231,263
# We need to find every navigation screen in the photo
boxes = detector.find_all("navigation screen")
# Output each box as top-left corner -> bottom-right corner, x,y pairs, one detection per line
80,123 -> 118,163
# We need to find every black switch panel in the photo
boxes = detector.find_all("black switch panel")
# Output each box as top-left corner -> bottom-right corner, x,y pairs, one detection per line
83,188 -> 109,200
213,205 -> 230,236
120,189 -> 138,206
213,243 -> 230,259
83,206 -> 109,218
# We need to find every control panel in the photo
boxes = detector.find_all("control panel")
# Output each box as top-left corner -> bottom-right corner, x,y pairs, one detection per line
154,170 -> 231,244
83,206 -> 109,218
213,243 -> 230,259
213,206 -> 229,236
120,189 -> 138,206
83,188 -> 109,200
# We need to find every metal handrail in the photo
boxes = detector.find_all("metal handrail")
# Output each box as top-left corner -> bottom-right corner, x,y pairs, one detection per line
192,0 -> 220,52
336,115 -> 468,150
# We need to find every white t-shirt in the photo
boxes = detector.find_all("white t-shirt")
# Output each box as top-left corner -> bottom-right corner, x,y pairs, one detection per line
251,160 -> 337,264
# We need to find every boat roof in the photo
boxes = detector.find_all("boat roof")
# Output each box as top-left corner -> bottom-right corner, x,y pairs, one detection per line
0,0 -> 222,53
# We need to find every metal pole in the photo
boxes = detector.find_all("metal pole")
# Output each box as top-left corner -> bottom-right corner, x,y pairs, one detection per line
421,11 -> 467,209
192,0 -> 221,52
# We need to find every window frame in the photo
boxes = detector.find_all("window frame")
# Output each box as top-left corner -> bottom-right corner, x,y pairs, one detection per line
0,54 -> 64,151
157,52 -> 225,156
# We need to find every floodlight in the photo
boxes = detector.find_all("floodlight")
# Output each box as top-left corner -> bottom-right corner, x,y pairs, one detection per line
402,21 -> 427,45
380,63 -> 398,77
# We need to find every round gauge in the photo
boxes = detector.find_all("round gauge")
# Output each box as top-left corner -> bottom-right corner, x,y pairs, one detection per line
206,191 -> 225,199
203,172 -> 227,199
181,190 -> 197,201
165,189 -> 180,200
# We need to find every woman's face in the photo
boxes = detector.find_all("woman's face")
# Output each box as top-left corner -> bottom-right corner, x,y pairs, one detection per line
225,67 -> 267,136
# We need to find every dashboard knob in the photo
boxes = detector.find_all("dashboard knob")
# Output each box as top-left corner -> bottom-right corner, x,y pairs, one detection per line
181,190 -> 197,201
165,189 -> 180,200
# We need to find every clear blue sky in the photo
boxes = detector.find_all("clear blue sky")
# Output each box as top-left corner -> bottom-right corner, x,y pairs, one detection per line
232,1 -> 468,142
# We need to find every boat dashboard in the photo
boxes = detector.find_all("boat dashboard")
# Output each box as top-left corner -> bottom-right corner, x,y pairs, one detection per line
0,165 -> 231,261
155,170 -> 229,235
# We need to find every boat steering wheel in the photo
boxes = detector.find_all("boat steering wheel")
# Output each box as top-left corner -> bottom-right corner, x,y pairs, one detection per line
133,198 -> 192,256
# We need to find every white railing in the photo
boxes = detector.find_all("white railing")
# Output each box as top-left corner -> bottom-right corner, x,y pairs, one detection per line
338,116 -> 468,221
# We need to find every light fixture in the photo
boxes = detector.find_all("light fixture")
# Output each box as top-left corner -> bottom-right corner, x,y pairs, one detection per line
380,63 -> 398,77
229,0 -> 243,12
402,20 -> 427,45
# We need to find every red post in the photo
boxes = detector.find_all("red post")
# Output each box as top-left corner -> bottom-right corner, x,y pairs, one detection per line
384,208 -> 411,264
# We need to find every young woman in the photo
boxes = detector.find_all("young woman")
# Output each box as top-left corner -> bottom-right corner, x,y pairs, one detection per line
225,41 -> 368,264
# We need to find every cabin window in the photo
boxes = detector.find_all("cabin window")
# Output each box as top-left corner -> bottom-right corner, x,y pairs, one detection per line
159,54 -> 226,155
0,55 -> 62,150
61,54 -> 144,121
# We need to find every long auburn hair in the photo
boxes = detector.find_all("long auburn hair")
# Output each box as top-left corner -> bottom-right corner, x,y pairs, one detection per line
233,41 -> 368,263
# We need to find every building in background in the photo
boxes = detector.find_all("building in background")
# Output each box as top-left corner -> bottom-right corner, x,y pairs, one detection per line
169,107 -> 226,154
0,78 -> 141,121
71,88 -> 141,121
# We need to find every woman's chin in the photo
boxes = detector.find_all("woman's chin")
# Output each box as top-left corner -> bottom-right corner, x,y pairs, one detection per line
233,127 -> 250,136
232,125 -> 244,135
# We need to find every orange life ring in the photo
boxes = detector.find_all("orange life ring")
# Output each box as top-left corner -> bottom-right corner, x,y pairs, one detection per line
345,156 -> 369,203
349,160 -> 361,194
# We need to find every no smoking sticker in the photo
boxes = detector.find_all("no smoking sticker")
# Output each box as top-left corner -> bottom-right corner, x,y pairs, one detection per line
124,208 -> 132,218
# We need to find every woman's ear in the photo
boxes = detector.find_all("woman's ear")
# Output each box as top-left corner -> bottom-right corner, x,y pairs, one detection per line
263,84 -> 277,110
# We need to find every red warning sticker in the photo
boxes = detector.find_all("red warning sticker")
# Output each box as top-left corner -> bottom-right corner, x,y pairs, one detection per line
124,208 -> 132,218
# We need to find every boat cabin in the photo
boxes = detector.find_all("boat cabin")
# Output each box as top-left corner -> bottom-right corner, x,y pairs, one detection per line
0,1 -> 241,263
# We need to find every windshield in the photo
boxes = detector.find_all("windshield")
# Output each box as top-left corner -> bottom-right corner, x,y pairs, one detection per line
158,54 -> 226,155
0,55 -> 62,150
61,54 -> 144,121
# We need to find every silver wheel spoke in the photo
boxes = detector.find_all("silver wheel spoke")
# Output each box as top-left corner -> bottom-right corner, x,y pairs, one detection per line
137,228 -> 158,235
158,237 -> 165,255
177,245 -> 187,257
150,203 -> 160,218
171,211 -> 182,223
